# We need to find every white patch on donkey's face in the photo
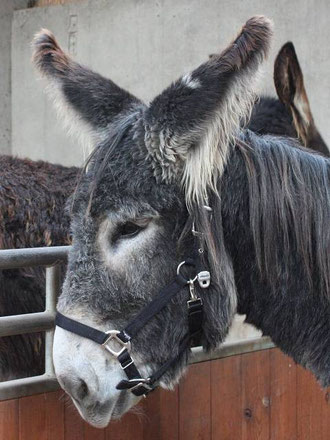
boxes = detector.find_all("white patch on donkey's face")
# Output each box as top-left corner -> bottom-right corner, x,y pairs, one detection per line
96,213 -> 161,271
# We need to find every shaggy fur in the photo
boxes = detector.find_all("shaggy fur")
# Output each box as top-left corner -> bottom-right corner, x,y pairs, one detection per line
0,156 -> 78,380
249,96 -> 297,137
31,17 -> 330,423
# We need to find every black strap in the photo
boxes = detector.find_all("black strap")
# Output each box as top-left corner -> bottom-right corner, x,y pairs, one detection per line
55,312 -> 108,344
187,298 -> 204,346
149,333 -> 191,384
122,276 -> 188,339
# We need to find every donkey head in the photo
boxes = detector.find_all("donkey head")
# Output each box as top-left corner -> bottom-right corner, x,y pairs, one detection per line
274,42 -> 329,155
33,17 -> 272,427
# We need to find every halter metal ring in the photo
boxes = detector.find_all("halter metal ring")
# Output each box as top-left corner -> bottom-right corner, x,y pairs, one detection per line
177,261 -> 198,283
103,330 -> 131,357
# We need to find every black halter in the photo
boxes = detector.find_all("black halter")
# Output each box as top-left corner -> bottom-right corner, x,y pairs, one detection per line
55,238 -> 211,397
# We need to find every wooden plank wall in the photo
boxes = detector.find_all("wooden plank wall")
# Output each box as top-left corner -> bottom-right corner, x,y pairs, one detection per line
0,348 -> 329,440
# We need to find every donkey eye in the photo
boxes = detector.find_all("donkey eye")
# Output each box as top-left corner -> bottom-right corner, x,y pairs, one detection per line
117,222 -> 145,239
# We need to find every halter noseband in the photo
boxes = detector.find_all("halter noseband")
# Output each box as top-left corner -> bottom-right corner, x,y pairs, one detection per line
55,210 -> 212,398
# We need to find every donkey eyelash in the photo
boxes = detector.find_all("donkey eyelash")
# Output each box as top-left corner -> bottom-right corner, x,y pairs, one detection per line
112,219 -> 151,242
117,222 -> 145,239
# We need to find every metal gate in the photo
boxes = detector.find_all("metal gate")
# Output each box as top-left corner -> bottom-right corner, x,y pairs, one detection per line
0,246 -> 69,400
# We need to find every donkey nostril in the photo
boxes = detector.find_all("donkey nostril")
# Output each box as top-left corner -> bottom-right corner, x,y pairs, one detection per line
77,378 -> 89,400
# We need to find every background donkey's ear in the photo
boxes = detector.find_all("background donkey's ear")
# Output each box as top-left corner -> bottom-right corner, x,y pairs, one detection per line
144,16 -> 272,204
32,30 -> 141,146
274,42 -> 315,146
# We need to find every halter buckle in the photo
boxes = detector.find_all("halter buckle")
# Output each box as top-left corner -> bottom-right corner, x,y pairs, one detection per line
187,297 -> 203,308
102,330 -> 131,357
130,378 -> 153,397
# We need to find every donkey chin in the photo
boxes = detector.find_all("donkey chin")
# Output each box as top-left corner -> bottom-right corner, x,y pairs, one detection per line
72,389 -> 139,428
53,326 -> 142,428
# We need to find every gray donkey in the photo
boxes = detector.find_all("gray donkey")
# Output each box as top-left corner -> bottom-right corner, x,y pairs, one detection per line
31,16 -> 329,428
1,40 -> 327,383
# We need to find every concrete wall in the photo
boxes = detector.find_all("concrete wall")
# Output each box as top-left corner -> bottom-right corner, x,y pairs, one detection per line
11,0 -> 330,166
0,0 -> 28,155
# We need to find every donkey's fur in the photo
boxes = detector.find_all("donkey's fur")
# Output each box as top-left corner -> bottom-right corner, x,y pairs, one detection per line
32,17 -> 330,424
0,156 -> 78,380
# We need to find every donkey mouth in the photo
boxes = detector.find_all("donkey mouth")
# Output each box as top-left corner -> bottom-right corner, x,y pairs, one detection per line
72,390 -> 140,428
71,395 -> 116,428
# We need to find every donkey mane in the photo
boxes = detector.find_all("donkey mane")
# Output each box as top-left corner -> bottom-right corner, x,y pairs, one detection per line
237,131 -> 330,296
186,129 -> 330,328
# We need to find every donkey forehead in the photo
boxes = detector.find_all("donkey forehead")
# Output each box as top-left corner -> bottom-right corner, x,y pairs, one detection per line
86,173 -> 180,215
75,129 -> 183,215
74,167 -> 181,224
92,118 -> 149,182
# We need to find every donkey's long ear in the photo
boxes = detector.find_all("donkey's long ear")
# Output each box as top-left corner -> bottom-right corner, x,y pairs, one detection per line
145,16 -> 272,204
274,42 -> 314,146
32,30 -> 141,146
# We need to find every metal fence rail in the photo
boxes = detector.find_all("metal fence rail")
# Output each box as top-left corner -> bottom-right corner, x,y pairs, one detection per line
0,245 -> 274,401
0,246 -> 69,401
0,246 -> 70,269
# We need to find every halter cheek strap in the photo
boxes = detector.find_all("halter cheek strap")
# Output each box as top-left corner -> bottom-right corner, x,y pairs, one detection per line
55,259 -> 210,397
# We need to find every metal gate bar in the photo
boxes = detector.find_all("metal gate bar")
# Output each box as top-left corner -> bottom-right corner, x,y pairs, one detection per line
0,246 -> 70,269
0,375 -> 59,400
45,265 -> 61,376
0,312 -> 54,337
0,246 -> 68,401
